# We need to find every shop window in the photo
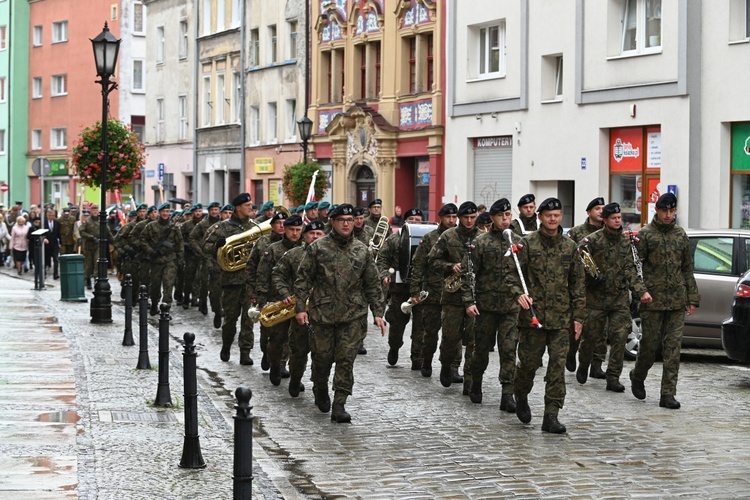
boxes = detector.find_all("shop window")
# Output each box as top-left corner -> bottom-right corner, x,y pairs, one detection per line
730,122 -> 750,228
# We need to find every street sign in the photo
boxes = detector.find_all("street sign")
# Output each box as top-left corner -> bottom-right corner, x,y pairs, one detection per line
158,163 -> 165,182
0,183 -> 8,192
31,158 -> 52,176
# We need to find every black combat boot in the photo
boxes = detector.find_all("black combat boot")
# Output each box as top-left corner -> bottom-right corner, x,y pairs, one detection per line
606,378 -> 625,392
411,358 -> 422,371
331,403 -> 351,423
199,300 -> 208,315
589,361 -> 606,379
220,345 -> 231,362
289,379 -> 302,398
576,364 -> 589,384
387,348 -> 398,366
659,394 -> 681,409
358,343 -> 367,355
261,352 -> 270,371
150,302 -> 159,316
566,344 -> 577,372
630,370 -> 646,400
86,278 -> 92,290
439,364 -> 452,387
174,291 -> 183,303
516,396 -> 532,424
451,371 -> 464,384
462,379 -> 471,396
182,292 -> 190,310
499,394 -> 516,413
191,296 -> 199,307
239,351 -> 253,366
421,358 -> 432,377
313,386 -> 331,413
280,365 -> 290,378
541,413 -> 567,434
469,378 -> 482,404
269,363 -> 281,386
213,312 -> 222,329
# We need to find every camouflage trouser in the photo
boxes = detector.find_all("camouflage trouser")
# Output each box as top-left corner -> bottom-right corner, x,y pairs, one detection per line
385,288 -> 424,362
471,310 -> 519,394
139,260 -> 152,298
174,261 -> 185,299
310,316 -> 367,403
579,306 -> 631,381
183,255 -> 200,299
632,309 -> 684,396
288,321 -> 311,384
149,260 -> 177,305
83,247 -> 97,280
439,304 -> 474,383
221,285 -> 254,352
514,328 -> 568,416
569,323 -> 607,364
266,319 -> 291,366
121,258 -> 140,297
191,258 -> 203,298
201,263 -> 222,314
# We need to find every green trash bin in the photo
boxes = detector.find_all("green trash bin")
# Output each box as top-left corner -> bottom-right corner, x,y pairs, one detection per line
59,254 -> 87,302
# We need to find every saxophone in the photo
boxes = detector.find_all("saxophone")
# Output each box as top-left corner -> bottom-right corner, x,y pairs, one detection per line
368,216 -> 390,262
444,239 -> 476,294
217,207 -> 290,272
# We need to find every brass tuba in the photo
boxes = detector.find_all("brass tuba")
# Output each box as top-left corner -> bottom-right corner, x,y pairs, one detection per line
217,206 -> 290,272
579,238 -> 602,282
368,216 -> 390,261
258,296 -> 309,327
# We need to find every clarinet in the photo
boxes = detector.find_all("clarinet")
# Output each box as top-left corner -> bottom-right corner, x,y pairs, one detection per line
465,239 -> 476,303
628,231 -> 643,279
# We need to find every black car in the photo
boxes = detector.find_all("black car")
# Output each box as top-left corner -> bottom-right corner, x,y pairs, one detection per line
721,269 -> 750,363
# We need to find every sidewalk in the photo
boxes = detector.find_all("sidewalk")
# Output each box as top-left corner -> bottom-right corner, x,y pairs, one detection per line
0,266 -> 289,499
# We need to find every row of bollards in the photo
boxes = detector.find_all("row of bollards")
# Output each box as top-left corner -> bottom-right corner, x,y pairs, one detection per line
119,275 -> 254,494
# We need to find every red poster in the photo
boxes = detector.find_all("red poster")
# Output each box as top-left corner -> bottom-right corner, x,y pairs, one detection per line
610,128 -> 643,172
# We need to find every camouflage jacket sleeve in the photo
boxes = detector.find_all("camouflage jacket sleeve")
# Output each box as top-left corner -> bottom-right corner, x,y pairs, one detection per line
140,223 -> 156,256
189,221 -> 207,257
294,244 -> 318,315
202,222 -> 223,257
427,229 -> 456,277
114,222 -> 133,251
256,242 -> 283,305
79,219 -> 97,243
680,228 -> 701,306
245,237 -> 266,299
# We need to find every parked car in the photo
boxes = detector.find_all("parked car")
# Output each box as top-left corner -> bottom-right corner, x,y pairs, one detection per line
721,269 -> 750,362
624,228 -> 750,360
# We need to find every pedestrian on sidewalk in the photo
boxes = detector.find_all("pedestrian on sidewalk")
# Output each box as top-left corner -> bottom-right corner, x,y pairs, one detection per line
9,215 -> 29,275
0,213 -> 10,266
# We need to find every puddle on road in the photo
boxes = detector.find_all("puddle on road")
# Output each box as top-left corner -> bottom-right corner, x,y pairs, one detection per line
36,411 -> 79,424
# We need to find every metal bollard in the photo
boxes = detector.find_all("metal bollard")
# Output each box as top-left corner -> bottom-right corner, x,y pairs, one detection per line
154,303 -> 173,407
136,285 -> 151,370
233,387 -> 254,499
122,274 -> 135,346
179,332 -> 206,469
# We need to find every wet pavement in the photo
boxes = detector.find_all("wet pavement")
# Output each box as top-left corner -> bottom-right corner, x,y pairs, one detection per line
1,264 -> 750,498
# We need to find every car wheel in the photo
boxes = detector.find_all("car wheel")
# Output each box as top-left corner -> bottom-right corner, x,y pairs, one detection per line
625,317 -> 641,361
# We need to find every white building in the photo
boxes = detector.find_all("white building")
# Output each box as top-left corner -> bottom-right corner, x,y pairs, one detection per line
445,0 -> 750,229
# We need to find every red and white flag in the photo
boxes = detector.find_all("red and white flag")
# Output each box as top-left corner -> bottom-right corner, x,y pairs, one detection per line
302,169 -> 319,224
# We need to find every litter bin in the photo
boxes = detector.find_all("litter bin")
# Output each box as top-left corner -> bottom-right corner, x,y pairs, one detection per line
59,254 -> 87,302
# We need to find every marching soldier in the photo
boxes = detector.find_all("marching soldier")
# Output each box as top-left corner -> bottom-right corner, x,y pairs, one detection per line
256,214 -> 304,386
631,193 -> 699,409
510,194 -> 538,236
352,207 -> 374,247
203,193 -> 257,364
272,220 -> 326,397
379,208 -> 425,370
220,204 -> 234,220
180,206 -> 202,309
57,208 -> 77,255
141,203 -> 184,314
409,203 -> 458,378
510,197 -> 586,434
114,203 -> 147,296
576,202 -> 650,392
364,198 -> 391,234
174,206 -> 193,306
463,198 -> 520,412
132,206 -> 158,299
318,201 -> 331,224
304,201 -> 319,221
294,204 -> 386,423
566,197 -> 606,376
255,201 -> 275,223
190,201 -> 222,324
79,204 -> 113,290
428,201 -> 480,394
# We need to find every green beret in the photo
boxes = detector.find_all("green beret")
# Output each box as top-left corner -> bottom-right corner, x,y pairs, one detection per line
296,206 -> 305,213
137,204 -> 147,210
221,204 -> 234,212
318,201 -> 331,210
183,207 -> 194,215
147,205 -> 157,214
158,202 -> 171,211
261,201 -> 274,211
304,201 -> 316,210
368,198 -> 382,208
128,210 -> 137,217
288,206 -> 296,213
208,201 -> 221,209
171,210 -> 182,219
192,203 -> 203,209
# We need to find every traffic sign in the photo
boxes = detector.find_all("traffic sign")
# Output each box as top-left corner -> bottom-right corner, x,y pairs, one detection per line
31,157 -> 51,176
158,163 -> 165,181
0,182 -> 8,192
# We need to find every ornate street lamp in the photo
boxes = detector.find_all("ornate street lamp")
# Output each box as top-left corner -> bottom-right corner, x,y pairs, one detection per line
90,22 -> 120,324
297,115 -> 313,164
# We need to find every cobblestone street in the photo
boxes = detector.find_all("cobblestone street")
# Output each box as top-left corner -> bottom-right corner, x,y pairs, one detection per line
1,267 -> 750,498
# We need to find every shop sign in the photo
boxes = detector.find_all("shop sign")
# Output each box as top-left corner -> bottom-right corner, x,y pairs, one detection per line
732,123 -> 750,171
255,157 -> 275,174
647,130 -> 661,169
473,136 -> 512,149
610,127 -> 643,172
268,179 -> 283,206
49,159 -> 69,176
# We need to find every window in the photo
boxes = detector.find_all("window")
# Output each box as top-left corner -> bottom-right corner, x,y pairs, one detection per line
156,98 -> 165,142
747,0 -> 750,38
32,129 -> 42,150
156,26 -> 165,63
404,34 -> 433,93
51,128 -> 67,149
231,0 -> 241,28
217,73 -> 226,124
426,35 -> 433,91
359,45 -> 367,99
0,77 -> 5,102
202,0 -> 211,35
479,24 -> 503,76
542,54 -> 564,101
554,56 -> 563,98
178,95 -> 188,140
250,106 -> 260,144
233,72 -> 242,122
250,29 -> 260,67
692,238 -> 735,275
409,38 -> 416,93
0,130 -> 5,154
288,21 -> 298,60
268,102 -> 278,143
133,3 -> 144,34
52,21 -> 68,43
33,25 -> 43,46
51,74 -> 67,96
269,25 -> 277,64
217,0 -> 225,31
111,4 -> 118,21
132,60 -> 145,92
322,48 -> 345,103
621,0 -> 661,54
285,99 -> 296,140
357,41 -> 382,100
179,20 -> 189,59
32,77 -> 42,98
202,75 -> 212,126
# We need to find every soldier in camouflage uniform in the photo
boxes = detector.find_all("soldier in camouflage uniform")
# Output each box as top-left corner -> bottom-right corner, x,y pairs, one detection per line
576,202 -> 650,392
318,201 -> 331,224
190,201 -> 222,325
179,206 -> 202,309
378,208 -> 425,370
114,203 -> 147,297
57,208 -> 78,255
141,203 -> 184,315
272,220 -> 326,397
631,193 -> 699,409
462,199 -> 520,412
294,204 -> 386,423
510,194 -> 538,236
132,206 -> 158,299
363,198 -> 391,234
174,206 -> 193,306
352,206 -> 374,246
566,197 -> 606,376
428,201 -> 480,395
509,197 -> 586,434
409,203 -> 458,378
79,205 -> 114,290
255,201 -> 275,224
247,211 -> 286,371
203,193 -> 257,365
220,204 -> 233,220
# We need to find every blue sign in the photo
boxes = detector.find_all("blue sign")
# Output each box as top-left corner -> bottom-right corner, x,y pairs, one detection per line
158,163 -> 165,181
667,185 -> 677,197
581,158 -> 587,170
147,170 -> 155,178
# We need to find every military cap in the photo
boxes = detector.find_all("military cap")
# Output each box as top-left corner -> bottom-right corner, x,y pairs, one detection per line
62,208 -> 70,214
601,202 -> 621,219
82,210 -> 91,215
318,201 -> 331,210
489,198 -> 511,215
183,206 -> 194,215
404,208 -> 423,219
158,202 -> 171,211
517,194 -> 535,207
128,210 -> 137,217
251,203 -> 257,209
284,214 -> 304,227
231,192 -> 252,207
457,201 -> 478,216
171,210 -> 182,219
137,203 -> 147,210
352,206 -> 366,217
15,201 -> 22,205
147,205 -> 157,214
438,203 -> 458,216
476,212 -> 492,225
368,198 -> 382,208
330,204 -> 339,212
296,206 -> 305,214
655,193 -> 677,210
192,203 -> 203,209
271,211 -> 289,224
261,201 -> 274,211
537,197 -> 562,212
305,201 -> 319,210
586,197 -> 605,211
304,220 -> 326,233
330,203 -> 355,219
221,204 -> 234,212
287,206 -> 296,213
207,201 -> 221,209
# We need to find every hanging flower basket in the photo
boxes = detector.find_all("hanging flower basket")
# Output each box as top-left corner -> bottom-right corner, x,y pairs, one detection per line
71,119 -> 146,191
282,161 -> 328,207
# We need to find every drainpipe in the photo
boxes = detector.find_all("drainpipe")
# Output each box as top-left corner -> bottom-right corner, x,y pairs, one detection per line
192,0 -> 199,201
239,0 -> 246,193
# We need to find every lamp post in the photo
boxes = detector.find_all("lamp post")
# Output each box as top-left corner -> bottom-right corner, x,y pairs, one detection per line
297,115 -> 313,164
90,22 -> 120,324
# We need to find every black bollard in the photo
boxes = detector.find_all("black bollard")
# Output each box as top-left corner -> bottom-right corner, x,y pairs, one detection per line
179,332 -> 206,469
136,285 -> 151,370
233,387 -> 254,499
122,274 -> 135,346
154,303 -> 173,407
